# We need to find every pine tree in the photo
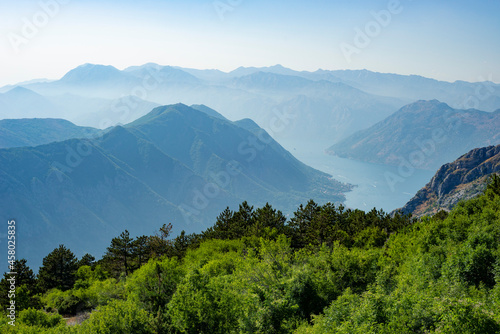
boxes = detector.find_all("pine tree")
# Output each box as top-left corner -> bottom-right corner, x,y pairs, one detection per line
487,173 -> 500,195
78,253 -> 96,268
147,223 -> 173,258
38,245 -> 78,292
106,230 -> 134,276
133,235 -> 150,268
251,203 -> 288,237
0,259 -> 39,310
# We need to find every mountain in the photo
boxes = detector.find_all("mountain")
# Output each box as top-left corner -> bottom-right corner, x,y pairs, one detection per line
59,64 -> 127,85
230,71 -> 313,92
25,63 -> 202,100
0,79 -> 54,93
44,64 -> 140,98
190,104 -> 228,121
6,63 -> 500,151
125,64 -> 201,85
216,66 -> 500,112
399,145 -> 500,217
225,72 -> 403,144
16,64 -> 138,99
125,104 -> 349,202
327,100 -> 500,170
0,104 -> 350,271
0,87 -> 64,119
0,118 -> 100,148
7,64 -> 407,147
0,86 -> 160,128
323,69 -> 500,112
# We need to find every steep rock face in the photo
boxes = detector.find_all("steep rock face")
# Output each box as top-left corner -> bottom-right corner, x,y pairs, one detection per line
400,145 -> 500,217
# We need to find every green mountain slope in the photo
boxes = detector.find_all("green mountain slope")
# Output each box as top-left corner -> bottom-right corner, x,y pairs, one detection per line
126,104 -> 349,202
328,100 -> 500,169
0,104 -> 350,271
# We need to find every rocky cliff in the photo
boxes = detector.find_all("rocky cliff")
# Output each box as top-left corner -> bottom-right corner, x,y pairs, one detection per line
400,145 -> 500,217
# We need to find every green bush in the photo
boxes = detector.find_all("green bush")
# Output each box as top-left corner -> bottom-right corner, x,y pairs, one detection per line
18,308 -> 64,328
77,299 -> 154,334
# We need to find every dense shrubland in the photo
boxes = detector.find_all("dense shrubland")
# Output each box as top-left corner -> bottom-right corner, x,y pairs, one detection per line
1,175 -> 499,333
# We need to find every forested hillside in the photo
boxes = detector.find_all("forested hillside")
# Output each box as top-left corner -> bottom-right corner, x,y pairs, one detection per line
1,175 -> 499,333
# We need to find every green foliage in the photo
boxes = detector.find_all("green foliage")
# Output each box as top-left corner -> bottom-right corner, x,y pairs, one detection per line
435,298 -> 500,333
76,299 -> 154,334
0,259 -> 40,312
168,239 -> 246,333
77,254 -> 95,268
486,173 -> 500,196
132,235 -> 150,267
289,201 -> 411,250
11,182 -> 500,333
147,223 -> 174,258
42,265 -> 125,316
104,230 -> 135,276
38,245 -> 78,292
18,308 -> 64,328
126,257 -> 184,333
299,181 -> 500,333
42,289 -> 84,315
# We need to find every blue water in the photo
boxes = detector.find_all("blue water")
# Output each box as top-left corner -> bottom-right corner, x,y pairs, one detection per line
290,145 -> 435,212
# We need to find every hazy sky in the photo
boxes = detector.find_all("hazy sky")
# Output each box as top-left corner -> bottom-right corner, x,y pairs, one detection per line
1,0 -> 499,87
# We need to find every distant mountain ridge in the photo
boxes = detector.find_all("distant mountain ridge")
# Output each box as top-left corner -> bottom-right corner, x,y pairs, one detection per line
0,118 -> 100,148
327,100 -> 500,170
2,63 -> 500,155
0,86 -> 64,119
399,145 -> 500,217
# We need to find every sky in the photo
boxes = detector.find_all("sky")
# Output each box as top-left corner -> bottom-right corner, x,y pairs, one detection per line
0,0 -> 499,87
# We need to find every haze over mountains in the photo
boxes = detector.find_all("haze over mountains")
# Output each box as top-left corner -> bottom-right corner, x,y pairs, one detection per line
328,100 -> 500,170
0,104 -> 349,271
2,63 -> 500,152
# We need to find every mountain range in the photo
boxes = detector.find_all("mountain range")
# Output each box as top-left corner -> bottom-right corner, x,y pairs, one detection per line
327,100 -> 500,170
0,104 -> 350,271
3,63 -> 500,152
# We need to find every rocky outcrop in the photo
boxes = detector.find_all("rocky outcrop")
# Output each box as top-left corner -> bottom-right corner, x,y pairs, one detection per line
399,145 -> 500,217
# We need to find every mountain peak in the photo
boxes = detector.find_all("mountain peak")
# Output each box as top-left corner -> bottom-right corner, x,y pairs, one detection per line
232,71 -> 312,90
123,63 -> 163,72
400,99 -> 453,113
127,103 -> 197,127
234,118 -> 261,132
4,86 -> 41,97
60,64 -> 123,83
190,104 -> 228,121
